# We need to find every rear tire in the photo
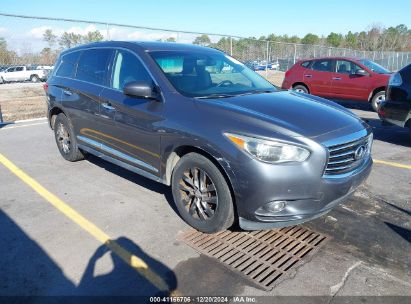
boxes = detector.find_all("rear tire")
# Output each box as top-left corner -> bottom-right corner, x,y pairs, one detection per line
171,153 -> 234,233
53,113 -> 84,162
371,91 -> 385,112
30,75 -> 40,83
293,84 -> 309,94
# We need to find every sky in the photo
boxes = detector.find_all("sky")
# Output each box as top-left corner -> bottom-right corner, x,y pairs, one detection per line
1,0 -> 410,53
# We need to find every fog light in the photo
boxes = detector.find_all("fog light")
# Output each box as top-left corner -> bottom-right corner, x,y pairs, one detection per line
264,201 -> 286,213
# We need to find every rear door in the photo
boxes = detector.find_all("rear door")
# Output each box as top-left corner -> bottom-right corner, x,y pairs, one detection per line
304,59 -> 333,97
329,60 -> 371,100
98,49 -> 163,175
60,48 -> 114,149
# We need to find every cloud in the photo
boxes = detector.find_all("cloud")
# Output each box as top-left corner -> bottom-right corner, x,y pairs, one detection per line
127,31 -> 178,41
0,27 -> 7,34
66,24 -> 98,36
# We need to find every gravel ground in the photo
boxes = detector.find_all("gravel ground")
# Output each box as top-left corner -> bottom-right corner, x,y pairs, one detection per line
0,82 -> 46,121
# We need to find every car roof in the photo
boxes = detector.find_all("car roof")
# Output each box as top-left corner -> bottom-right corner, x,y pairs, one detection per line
301,57 -> 363,62
60,40 -> 222,55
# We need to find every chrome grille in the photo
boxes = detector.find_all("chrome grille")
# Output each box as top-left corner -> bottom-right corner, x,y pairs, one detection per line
325,135 -> 371,175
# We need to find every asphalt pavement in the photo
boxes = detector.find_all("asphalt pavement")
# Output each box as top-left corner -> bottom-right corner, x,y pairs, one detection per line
0,106 -> 410,302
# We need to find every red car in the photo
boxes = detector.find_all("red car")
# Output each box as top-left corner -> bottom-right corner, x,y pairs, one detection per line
281,57 -> 391,111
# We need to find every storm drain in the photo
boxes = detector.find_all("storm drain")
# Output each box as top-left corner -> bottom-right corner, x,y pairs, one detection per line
180,226 -> 328,290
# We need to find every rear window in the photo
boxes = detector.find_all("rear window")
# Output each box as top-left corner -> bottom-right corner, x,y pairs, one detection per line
312,60 -> 332,72
76,49 -> 112,85
400,63 -> 411,83
55,51 -> 81,78
301,61 -> 311,68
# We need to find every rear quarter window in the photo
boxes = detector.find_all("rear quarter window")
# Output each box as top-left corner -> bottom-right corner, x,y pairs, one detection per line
301,61 -> 311,68
55,51 -> 81,78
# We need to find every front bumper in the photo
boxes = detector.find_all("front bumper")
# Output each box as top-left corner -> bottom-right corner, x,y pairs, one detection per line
234,152 -> 372,230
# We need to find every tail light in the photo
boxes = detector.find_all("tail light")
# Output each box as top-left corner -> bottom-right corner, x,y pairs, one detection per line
43,83 -> 48,92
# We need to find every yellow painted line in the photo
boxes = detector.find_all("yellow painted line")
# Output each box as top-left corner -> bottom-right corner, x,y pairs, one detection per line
374,159 -> 411,170
0,153 -> 169,292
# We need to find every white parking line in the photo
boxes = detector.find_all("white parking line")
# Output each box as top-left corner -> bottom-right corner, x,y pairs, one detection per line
0,121 -> 48,130
15,117 -> 47,123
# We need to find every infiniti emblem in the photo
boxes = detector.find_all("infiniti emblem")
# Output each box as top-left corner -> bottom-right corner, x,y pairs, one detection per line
354,145 -> 367,160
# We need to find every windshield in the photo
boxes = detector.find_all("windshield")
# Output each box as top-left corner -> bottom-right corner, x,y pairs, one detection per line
359,59 -> 390,74
150,51 -> 276,98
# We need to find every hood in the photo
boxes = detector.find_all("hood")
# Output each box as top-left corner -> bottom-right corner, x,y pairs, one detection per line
200,90 -> 366,139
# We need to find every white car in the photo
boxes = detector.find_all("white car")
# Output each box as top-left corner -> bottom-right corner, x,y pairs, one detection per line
0,66 -> 48,84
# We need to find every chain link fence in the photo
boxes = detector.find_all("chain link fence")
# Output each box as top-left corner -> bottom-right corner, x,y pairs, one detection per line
1,13 -> 411,72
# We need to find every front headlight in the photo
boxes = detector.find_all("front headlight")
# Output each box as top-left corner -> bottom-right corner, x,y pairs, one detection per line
224,133 -> 310,163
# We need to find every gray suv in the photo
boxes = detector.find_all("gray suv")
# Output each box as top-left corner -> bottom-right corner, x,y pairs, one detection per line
46,41 -> 373,233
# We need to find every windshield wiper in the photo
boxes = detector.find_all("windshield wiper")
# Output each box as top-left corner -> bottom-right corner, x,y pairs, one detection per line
195,93 -> 236,99
236,89 -> 275,96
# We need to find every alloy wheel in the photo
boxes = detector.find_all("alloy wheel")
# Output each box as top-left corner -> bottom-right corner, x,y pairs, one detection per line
179,167 -> 218,221
56,122 -> 71,154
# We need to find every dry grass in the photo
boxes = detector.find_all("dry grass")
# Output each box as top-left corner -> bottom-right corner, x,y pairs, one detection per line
256,70 -> 285,87
0,83 -> 46,122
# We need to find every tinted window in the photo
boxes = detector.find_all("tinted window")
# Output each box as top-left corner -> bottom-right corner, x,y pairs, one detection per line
76,49 -> 112,85
312,60 -> 332,72
400,63 -> 411,82
336,60 -> 363,75
56,51 -> 81,78
112,50 -> 152,90
301,61 -> 311,68
7,67 -> 16,72
15,67 -> 24,72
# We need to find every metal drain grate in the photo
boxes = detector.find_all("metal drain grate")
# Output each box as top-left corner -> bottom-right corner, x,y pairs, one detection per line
180,226 -> 328,290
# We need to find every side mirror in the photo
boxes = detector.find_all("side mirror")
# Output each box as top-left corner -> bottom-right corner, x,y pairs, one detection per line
123,81 -> 159,100
355,69 -> 368,76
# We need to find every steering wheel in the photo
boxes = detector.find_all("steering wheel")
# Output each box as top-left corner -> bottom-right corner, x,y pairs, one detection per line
216,80 -> 234,87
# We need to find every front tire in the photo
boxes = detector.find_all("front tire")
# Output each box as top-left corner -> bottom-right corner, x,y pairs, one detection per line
171,153 -> 234,233
371,91 -> 385,112
53,113 -> 84,162
293,84 -> 309,94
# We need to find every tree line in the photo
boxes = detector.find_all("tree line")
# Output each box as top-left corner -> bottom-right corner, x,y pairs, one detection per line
1,24 -> 410,66
193,24 -> 411,52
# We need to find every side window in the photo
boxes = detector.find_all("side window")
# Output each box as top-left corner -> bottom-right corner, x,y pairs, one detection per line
56,51 -> 81,78
76,49 -> 112,85
112,50 -> 153,90
7,67 -> 15,72
336,60 -> 359,74
15,67 -> 24,72
312,60 -> 332,72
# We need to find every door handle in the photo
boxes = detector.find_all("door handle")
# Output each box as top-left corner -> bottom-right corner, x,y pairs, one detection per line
304,74 -> 312,78
101,102 -> 115,111
63,89 -> 72,96
332,77 -> 342,80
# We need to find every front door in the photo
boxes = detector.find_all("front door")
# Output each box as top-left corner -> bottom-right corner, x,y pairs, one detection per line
329,60 -> 370,100
99,49 -> 163,175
